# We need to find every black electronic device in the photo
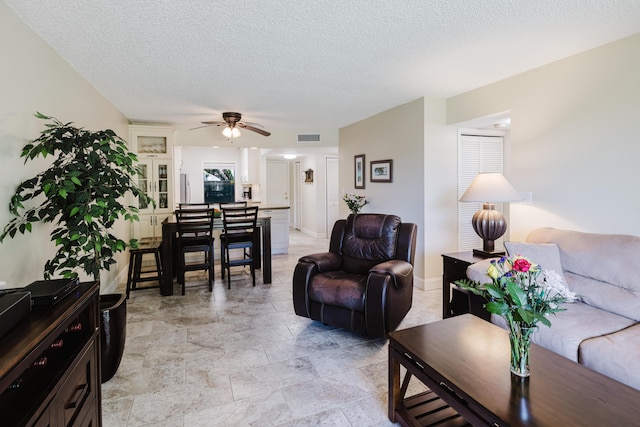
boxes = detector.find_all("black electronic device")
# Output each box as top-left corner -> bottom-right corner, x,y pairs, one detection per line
24,278 -> 79,309
0,290 -> 31,338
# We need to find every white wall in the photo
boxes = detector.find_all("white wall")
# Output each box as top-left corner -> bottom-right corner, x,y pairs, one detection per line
339,98 -> 426,287
0,3 -> 129,289
180,146 -> 243,203
447,33 -> 640,241
423,98 -> 458,289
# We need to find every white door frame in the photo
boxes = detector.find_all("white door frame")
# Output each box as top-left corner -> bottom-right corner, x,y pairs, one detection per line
293,160 -> 301,230
325,156 -> 339,237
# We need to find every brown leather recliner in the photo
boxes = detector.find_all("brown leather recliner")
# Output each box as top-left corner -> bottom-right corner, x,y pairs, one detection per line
293,214 -> 417,338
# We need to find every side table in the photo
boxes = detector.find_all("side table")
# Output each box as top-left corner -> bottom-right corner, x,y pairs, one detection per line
442,252 -> 488,319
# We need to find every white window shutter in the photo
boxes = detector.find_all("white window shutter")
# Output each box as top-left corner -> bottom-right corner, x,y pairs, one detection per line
457,134 -> 504,252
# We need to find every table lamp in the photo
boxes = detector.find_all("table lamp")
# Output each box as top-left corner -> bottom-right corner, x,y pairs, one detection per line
459,172 -> 521,258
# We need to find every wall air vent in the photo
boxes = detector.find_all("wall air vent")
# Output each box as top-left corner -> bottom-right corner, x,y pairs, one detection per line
297,134 -> 321,143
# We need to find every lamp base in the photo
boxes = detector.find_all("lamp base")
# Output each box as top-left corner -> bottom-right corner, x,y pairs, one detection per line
472,248 -> 506,259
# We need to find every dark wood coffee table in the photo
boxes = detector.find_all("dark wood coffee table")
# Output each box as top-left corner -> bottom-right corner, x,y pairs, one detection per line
389,314 -> 640,426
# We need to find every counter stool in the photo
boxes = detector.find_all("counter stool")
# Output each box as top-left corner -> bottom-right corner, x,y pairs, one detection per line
126,238 -> 163,298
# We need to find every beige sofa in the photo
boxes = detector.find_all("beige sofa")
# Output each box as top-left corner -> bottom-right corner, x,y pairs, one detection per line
467,227 -> 640,391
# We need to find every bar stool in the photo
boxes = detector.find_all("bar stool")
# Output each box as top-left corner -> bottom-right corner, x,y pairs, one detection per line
126,238 -> 163,298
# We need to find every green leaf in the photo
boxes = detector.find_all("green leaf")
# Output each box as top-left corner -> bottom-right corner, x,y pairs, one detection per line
70,207 -> 80,217
59,188 -> 67,199
71,176 -> 81,186
485,301 -> 508,315
506,281 -> 527,306
485,284 -> 504,299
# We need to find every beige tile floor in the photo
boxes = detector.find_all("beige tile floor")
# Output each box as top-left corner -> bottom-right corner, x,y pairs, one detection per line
102,230 -> 443,426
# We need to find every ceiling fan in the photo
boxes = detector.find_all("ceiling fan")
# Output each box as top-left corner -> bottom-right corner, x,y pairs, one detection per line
191,112 -> 271,138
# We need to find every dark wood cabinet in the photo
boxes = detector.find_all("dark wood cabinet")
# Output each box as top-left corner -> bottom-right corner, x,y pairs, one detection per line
0,282 -> 101,427
442,252 -> 490,320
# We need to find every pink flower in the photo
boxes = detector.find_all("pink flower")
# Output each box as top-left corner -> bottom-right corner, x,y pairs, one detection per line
512,258 -> 532,272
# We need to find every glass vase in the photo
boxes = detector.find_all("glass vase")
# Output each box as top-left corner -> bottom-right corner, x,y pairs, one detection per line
507,320 -> 535,377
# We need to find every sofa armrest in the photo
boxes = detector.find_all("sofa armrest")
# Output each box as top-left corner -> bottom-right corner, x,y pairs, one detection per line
298,252 -> 343,272
369,260 -> 413,289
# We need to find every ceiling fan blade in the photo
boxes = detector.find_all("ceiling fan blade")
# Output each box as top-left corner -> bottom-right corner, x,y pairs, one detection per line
190,124 -> 215,130
201,121 -> 226,125
242,121 -> 264,128
238,123 -> 271,137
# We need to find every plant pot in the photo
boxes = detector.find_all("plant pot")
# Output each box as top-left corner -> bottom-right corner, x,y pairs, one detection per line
100,293 -> 126,383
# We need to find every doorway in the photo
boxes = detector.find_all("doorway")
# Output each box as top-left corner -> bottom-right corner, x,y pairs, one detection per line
325,156 -> 339,236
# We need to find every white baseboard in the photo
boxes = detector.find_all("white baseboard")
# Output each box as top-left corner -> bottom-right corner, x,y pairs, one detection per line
100,262 -> 129,295
297,227 -> 326,239
422,276 -> 441,291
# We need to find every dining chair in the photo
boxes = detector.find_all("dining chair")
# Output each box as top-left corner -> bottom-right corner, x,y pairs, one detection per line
220,206 -> 259,289
175,207 -> 216,295
218,201 -> 247,209
179,203 -> 213,209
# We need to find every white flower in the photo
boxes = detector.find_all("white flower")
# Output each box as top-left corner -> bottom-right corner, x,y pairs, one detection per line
539,270 -> 577,302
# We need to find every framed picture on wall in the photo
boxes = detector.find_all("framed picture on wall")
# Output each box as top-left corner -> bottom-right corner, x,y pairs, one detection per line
354,154 -> 365,189
370,159 -> 393,183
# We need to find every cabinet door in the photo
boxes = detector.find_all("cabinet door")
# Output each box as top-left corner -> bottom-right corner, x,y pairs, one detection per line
262,209 -> 289,254
132,213 -> 171,240
129,125 -> 174,158
154,160 -> 172,212
32,406 -> 51,427
132,214 -> 157,240
135,161 -> 153,214
134,159 -> 173,215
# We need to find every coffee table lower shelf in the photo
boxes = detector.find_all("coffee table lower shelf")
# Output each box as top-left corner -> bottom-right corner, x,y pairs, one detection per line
395,390 -> 470,427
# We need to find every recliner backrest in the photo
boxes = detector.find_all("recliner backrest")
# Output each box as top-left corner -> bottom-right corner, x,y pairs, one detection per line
341,214 -> 401,274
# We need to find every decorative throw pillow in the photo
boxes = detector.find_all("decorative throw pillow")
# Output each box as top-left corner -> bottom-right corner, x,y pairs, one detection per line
504,241 -> 576,302
504,242 -> 564,274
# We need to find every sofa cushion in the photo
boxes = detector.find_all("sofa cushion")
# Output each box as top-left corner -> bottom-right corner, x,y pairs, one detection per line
465,257 -> 499,284
491,301 -> 635,362
341,214 -> 400,275
527,228 -> 640,321
580,323 -> 640,391
308,271 -> 366,312
504,242 -> 565,281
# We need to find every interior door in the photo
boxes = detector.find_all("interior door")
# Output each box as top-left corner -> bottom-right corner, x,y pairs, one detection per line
325,156 -> 339,235
266,161 -> 290,206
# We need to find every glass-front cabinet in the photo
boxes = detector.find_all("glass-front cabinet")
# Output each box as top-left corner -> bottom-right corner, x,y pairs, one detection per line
129,125 -> 175,239
136,159 -> 172,213
129,125 -> 174,158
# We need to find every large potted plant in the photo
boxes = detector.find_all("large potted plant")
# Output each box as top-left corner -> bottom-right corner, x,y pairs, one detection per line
0,112 -> 152,382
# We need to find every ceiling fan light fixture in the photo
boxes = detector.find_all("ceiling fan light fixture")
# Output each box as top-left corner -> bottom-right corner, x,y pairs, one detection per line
222,126 -> 241,138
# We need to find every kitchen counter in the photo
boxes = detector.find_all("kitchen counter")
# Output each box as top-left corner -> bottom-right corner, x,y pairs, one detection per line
246,203 -> 290,210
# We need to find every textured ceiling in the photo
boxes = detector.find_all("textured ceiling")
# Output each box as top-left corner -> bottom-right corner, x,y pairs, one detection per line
5,0 -> 640,130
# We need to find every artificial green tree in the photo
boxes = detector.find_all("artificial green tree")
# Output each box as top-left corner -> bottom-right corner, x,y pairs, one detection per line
1,113 -> 152,279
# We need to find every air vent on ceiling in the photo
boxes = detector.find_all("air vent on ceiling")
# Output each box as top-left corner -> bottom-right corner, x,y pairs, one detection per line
297,134 -> 320,143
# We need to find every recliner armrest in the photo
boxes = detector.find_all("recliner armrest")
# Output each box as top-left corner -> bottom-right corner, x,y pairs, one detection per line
298,252 -> 343,272
369,260 -> 413,289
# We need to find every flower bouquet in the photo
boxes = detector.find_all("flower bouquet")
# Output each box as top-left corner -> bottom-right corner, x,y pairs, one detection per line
343,194 -> 368,214
455,255 -> 575,376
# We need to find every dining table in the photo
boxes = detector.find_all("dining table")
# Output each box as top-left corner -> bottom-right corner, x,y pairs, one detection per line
160,214 -> 272,296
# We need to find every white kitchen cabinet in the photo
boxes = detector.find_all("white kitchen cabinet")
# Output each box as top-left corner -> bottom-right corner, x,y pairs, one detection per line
261,208 -> 290,254
129,125 -> 174,158
136,158 -> 172,214
129,125 -> 175,239
132,212 -> 171,239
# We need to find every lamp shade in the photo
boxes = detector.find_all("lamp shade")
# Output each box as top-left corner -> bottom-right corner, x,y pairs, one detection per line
459,173 -> 521,203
